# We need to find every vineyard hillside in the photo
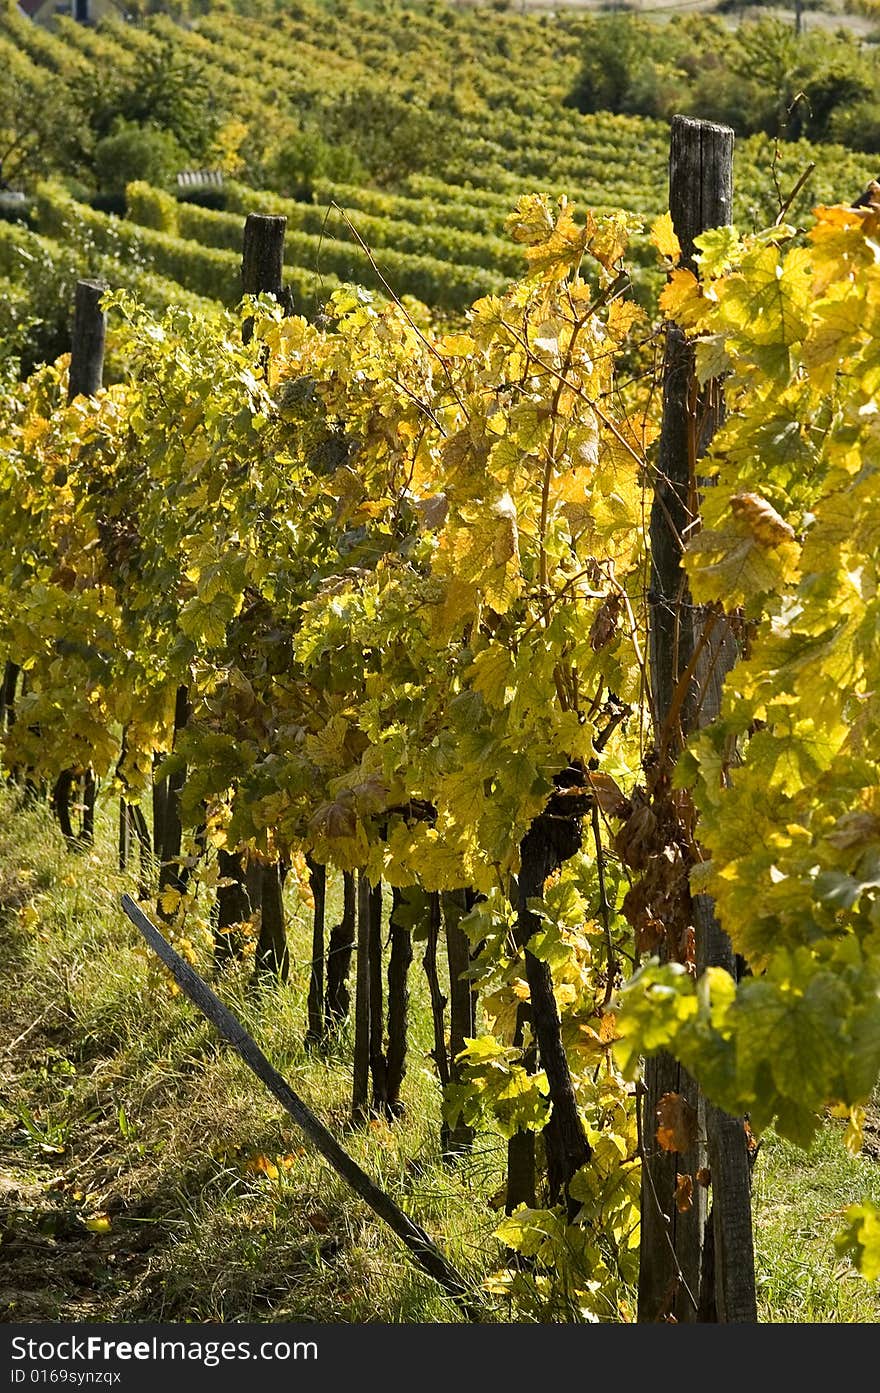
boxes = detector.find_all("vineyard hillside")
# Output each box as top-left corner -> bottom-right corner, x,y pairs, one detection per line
2,0 -> 879,359
3,0 -> 880,1334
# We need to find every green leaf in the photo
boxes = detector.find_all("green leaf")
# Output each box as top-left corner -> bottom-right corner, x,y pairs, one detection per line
835,1202 -> 880,1280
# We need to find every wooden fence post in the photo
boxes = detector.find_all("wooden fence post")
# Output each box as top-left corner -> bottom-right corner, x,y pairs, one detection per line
1,661 -> 19,736
156,683 -> 191,918
368,878 -> 388,1111
56,280 -> 108,847
353,871 -> 372,1121
305,856 -> 326,1046
441,889 -> 475,1155
241,212 -> 289,344
325,870 -> 356,1022
640,114 -> 756,1324
385,885 -> 413,1117
67,279 -> 106,404
218,212 -> 292,973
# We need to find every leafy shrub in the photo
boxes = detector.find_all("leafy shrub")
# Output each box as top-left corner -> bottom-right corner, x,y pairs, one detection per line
94,121 -> 185,197
266,130 -> 365,202
126,181 -> 180,236
0,215 -> 223,376
33,182 -> 341,314
829,98 -> 880,154
316,85 -> 457,187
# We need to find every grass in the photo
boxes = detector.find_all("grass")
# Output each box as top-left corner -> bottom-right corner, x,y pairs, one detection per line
0,785 -> 878,1323
754,1125 -> 880,1322
0,789 -> 504,1323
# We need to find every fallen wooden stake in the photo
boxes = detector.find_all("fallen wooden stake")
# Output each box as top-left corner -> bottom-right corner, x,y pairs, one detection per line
120,893 -> 484,1320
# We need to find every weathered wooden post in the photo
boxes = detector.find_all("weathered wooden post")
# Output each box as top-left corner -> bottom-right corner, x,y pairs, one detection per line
241,212 -> 288,345
254,856 -> 289,981
68,279 -> 106,404
516,807 -> 591,1216
423,890 -> 449,1095
304,856 -> 326,1045
384,885 -> 413,1117
640,114 -> 756,1324
352,871 -> 372,1120
368,878 -> 388,1111
156,683 -> 190,919
64,287 -> 148,870
57,280 -> 108,847
441,889 -> 475,1155
244,213 -> 292,979
215,846 -> 252,966
214,212 -> 293,975
118,783 -> 132,870
0,661 -> 18,735
325,870 -> 356,1022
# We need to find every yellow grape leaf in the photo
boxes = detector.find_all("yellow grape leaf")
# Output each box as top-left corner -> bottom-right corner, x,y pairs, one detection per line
835,1202 -> 880,1280
411,827 -> 469,892
607,299 -> 647,339
158,888 -> 181,916
589,211 -> 634,272
598,1012 -> 619,1044
650,212 -> 681,265
437,767 -> 486,829
440,333 -> 475,357
482,985 -> 521,1042
505,193 -> 556,247
693,224 -> 742,277
245,1153 -> 279,1180
729,493 -> 795,547
686,514 -> 800,607
524,203 -> 591,282
808,204 -> 879,295
694,333 -> 731,386
491,492 -> 519,566
83,1214 -> 112,1233
466,645 -> 515,709
801,292 -> 866,390
659,269 -> 704,329
19,903 -> 40,930
844,1105 -> 865,1157
717,243 -> 812,360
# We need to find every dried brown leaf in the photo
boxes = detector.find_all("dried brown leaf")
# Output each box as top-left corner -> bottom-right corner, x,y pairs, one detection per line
656,1092 -> 699,1154
675,1173 -> 694,1213
587,770 -> 630,818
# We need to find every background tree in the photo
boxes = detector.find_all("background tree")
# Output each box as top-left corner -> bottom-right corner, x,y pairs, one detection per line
83,39 -> 221,164
0,69 -> 84,191
93,121 -> 186,198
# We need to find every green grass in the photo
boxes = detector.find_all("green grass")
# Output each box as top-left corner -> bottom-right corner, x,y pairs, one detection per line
0,788 -> 504,1323
0,785 -> 878,1322
753,1126 -> 880,1322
